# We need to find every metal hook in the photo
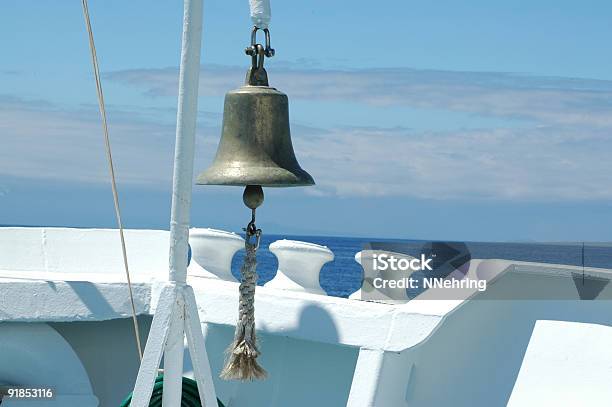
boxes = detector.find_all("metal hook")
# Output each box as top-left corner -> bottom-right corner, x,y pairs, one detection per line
248,44 -> 266,71
244,27 -> 273,86
245,26 -> 275,61
249,26 -> 274,57
244,209 -> 262,250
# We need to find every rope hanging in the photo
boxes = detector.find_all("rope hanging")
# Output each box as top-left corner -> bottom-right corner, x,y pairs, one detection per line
221,202 -> 267,380
81,0 -> 143,361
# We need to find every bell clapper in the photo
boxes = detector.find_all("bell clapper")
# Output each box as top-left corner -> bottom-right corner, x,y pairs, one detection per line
243,184 -> 264,244
243,184 -> 264,210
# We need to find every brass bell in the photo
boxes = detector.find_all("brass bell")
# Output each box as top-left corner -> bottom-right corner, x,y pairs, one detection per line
196,29 -> 314,188
198,29 -> 312,382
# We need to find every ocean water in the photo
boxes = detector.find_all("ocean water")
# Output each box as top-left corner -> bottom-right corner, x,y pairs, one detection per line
231,234 -> 369,297
230,235 -> 612,298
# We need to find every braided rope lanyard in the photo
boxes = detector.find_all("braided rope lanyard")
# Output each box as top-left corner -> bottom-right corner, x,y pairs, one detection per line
221,207 -> 267,380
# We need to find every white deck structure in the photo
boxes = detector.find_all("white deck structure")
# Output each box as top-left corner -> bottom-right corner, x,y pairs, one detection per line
0,227 -> 611,406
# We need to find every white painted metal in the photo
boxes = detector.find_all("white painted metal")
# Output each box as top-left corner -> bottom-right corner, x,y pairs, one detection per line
184,285 -> 218,407
131,283 -> 218,406
346,348 -> 385,407
267,239 -> 334,294
347,348 -> 414,407
162,291 -> 186,407
168,0 -> 204,285
189,228 -> 244,281
508,320 -> 612,406
162,0 -> 209,403
131,284 -> 178,407
5,228 -> 612,405
4,228 -> 612,348
0,227 -> 169,277
0,279 -> 151,321
0,323 -> 98,407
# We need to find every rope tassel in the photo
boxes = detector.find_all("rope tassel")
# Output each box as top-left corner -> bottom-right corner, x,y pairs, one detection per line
221,217 -> 267,380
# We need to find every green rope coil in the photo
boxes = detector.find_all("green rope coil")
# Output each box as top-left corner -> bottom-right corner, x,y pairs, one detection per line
120,375 -> 224,407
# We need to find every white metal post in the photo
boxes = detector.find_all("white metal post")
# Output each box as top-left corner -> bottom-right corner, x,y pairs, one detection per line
168,0 -> 203,284
131,0 -> 218,406
163,0 -> 204,402
162,292 -> 186,406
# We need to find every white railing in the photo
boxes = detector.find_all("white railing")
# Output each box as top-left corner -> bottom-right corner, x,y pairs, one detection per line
189,232 -> 335,295
188,228 -> 244,282
266,239 -> 334,294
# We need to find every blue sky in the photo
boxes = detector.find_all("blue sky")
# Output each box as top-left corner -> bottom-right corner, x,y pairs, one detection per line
2,0 -> 612,240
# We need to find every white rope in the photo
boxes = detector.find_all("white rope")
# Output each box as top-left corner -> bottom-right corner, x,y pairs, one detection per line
81,0 -> 144,362
249,0 -> 271,29
220,226 -> 266,380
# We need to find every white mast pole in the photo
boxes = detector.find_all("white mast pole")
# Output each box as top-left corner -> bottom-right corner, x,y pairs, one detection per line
163,0 -> 204,403
169,0 -> 203,284
131,1 -> 218,406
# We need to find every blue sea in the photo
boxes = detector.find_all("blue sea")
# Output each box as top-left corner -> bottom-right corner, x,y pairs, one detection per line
230,234 -> 612,298
231,234 -> 367,297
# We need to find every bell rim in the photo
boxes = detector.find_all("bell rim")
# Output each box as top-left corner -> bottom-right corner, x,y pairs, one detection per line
196,166 -> 315,187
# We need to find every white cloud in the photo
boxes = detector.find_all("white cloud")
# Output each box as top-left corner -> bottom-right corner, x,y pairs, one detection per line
3,63 -> 612,202
296,125 -> 612,200
107,65 -> 612,127
0,95 -> 219,187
